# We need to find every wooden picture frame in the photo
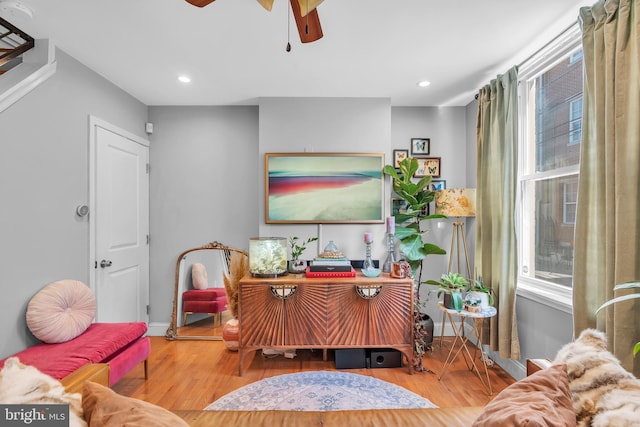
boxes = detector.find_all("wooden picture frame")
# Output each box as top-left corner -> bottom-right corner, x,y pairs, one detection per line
265,152 -> 384,224
392,149 -> 409,169
410,138 -> 430,155
414,157 -> 441,178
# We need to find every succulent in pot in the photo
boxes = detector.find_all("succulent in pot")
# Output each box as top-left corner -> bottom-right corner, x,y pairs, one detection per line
466,278 -> 495,310
287,236 -> 318,273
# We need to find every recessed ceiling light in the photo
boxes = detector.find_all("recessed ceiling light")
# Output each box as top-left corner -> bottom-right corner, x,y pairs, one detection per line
417,80 -> 431,88
178,75 -> 191,83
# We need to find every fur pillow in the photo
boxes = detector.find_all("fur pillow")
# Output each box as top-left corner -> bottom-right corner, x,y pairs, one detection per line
27,280 -> 96,343
191,263 -> 208,290
553,328 -> 640,427
0,357 -> 87,427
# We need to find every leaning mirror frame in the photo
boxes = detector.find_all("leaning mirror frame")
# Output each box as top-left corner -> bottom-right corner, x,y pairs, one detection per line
165,241 -> 247,341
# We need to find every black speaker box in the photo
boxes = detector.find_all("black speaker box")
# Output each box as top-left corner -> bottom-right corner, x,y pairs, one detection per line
369,349 -> 403,368
335,348 -> 367,369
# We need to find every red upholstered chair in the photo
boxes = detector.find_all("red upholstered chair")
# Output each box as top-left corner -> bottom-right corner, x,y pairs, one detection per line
182,288 -> 227,326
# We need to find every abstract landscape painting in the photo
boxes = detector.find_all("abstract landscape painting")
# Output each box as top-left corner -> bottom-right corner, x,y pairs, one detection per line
265,153 -> 384,223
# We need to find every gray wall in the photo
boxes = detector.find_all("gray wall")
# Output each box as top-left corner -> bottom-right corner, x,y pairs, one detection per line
0,49 -> 148,358
146,106 -> 259,328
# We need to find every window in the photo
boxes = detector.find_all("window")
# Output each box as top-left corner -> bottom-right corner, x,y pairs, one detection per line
517,25 -> 583,310
569,97 -> 583,145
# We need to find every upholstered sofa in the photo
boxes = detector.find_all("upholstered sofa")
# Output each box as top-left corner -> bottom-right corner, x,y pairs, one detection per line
66,359 -> 577,427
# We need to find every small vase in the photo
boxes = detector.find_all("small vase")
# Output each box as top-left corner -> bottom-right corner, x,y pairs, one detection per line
444,291 -> 463,312
287,259 -> 307,274
222,318 -> 239,351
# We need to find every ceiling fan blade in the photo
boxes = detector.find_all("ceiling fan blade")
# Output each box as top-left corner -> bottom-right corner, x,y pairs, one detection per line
185,0 -> 216,7
290,0 -> 323,43
256,0 -> 275,12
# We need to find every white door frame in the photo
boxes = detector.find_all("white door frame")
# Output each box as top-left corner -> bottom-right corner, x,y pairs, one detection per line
88,115 -> 150,310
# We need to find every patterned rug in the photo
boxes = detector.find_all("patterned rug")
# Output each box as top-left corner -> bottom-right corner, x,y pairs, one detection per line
205,371 -> 437,411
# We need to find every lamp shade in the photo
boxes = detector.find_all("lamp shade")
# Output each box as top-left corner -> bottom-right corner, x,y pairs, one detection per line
435,188 -> 476,217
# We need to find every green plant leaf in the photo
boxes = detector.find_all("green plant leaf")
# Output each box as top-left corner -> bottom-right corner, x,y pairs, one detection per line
595,293 -> 640,313
613,281 -> 640,291
634,342 -> 640,357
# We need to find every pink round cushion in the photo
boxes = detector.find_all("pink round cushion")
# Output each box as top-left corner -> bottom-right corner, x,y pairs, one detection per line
26,280 -> 96,344
191,263 -> 208,290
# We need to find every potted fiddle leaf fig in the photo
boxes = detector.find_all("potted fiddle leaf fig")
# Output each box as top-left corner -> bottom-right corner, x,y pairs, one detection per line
382,157 -> 447,371
287,236 -> 318,273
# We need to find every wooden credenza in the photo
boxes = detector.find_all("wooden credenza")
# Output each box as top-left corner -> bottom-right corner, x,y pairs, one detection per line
238,272 -> 414,375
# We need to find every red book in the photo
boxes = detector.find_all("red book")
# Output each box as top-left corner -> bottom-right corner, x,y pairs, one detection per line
305,266 -> 356,278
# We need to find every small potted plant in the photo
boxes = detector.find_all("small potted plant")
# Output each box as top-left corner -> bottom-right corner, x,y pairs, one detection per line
288,236 -> 318,273
467,278 -> 495,310
425,272 -> 469,311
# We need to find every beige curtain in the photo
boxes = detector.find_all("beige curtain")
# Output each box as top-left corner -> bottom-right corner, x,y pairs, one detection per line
475,66 -> 521,360
574,0 -> 640,376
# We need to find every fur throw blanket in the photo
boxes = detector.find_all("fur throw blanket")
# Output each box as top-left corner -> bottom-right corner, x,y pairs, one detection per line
553,329 -> 640,427
0,357 -> 87,427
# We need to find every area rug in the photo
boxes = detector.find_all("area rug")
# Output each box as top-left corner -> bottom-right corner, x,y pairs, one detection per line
205,371 -> 437,411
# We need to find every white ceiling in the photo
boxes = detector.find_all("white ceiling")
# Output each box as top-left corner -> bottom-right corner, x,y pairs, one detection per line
3,0 -> 592,107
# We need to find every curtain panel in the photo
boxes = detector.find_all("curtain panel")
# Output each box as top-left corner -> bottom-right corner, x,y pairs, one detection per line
475,66 -> 521,360
574,0 -> 640,376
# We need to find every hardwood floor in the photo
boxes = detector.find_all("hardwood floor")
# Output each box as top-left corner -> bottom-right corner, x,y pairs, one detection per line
112,332 -> 516,411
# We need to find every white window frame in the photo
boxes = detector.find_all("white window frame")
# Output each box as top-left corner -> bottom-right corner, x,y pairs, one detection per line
516,24 -> 582,314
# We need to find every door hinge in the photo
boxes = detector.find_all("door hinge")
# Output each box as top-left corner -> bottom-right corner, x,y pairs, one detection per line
146,234 -> 150,245
146,305 -> 150,315
146,163 -> 150,174
94,260 -> 97,269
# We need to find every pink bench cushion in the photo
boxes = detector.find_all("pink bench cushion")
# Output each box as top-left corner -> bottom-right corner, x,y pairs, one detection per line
0,322 -> 148,380
182,288 -> 226,301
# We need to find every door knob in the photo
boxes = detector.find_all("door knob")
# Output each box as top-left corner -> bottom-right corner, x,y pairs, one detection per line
100,260 -> 113,268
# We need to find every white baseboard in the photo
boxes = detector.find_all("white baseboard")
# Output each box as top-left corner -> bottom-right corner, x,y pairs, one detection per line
148,322 -> 169,337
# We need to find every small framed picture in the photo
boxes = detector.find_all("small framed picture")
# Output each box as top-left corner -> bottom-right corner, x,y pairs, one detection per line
430,179 -> 446,191
392,149 -> 409,169
411,138 -> 430,155
391,198 -> 409,216
419,203 -> 430,218
414,157 -> 441,178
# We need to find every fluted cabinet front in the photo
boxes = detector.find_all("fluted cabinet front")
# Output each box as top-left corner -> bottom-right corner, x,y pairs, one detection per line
237,274 -> 414,376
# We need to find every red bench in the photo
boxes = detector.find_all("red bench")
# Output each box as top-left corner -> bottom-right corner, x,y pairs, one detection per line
0,322 -> 149,386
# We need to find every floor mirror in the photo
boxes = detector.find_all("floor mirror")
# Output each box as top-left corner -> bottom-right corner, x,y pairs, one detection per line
165,241 -> 247,341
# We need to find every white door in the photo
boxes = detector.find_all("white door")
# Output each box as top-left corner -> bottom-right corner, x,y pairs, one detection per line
90,117 -> 149,323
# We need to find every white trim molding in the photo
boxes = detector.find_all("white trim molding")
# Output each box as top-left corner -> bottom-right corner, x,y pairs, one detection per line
0,39 -> 56,113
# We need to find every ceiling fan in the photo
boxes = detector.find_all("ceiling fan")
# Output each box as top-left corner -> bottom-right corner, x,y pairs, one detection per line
185,0 -> 324,44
